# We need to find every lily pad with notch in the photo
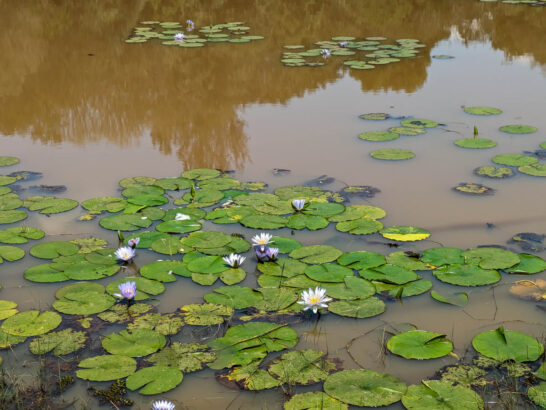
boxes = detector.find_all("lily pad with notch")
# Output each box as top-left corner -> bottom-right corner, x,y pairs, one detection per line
290,245 -> 343,264
430,290 -> 469,307
146,342 -> 216,373
1,310 -> 62,337
463,106 -> 502,116
0,157 -> 19,167
518,164 -> 546,177
400,119 -> 438,128
492,154 -> 538,167
102,328 -> 166,357
0,246 -> 24,263
433,264 -> 501,286
284,392 -> 348,410
99,214 -> 152,231
371,148 -> 415,160
106,277 -> 165,301
472,326 -> 544,362
388,127 -> 425,136
204,286 -> 263,309
268,349 -> 337,385
387,330 -> 453,359
76,355 -> 137,381
462,247 -> 520,270
504,253 -> 546,274
29,328 -> 87,356
380,226 -> 430,241
126,365 -> 183,395
180,303 -> 233,326
454,138 -> 497,149
0,210 -> 27,224
421,248 -> 464,267
23,196 -> 78,214
328,297 -> 385,318
402,380 -> 484,409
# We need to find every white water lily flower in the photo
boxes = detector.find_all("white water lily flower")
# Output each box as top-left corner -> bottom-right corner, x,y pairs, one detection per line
115,246 -> 135,262
321,49 -> 331,57
251,232 -> 273,250
291,198 -> 306,211
152,400 -> 176,410
297,287 -> 332,314
223,253 -> 246,268
174,32 -> 184,41
175,213 -> 190,221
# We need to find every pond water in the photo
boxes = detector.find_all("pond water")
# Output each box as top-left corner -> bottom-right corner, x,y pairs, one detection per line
0,0 -> 545,409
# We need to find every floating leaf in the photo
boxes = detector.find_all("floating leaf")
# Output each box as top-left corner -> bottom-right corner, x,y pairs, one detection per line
254,288 -> 298,311
328,297 -> 385,318
528,382 -> 546,408
140,260 -> 190,282
24,263 -> 68,283
76,355 -> 137,381
181,231 -> 232,249
518,164 -> 546,177
433,264 -> 500,286
0,328 -> 26,349
151,235 -> 182,255
402,380 -> 484,409
453,183 -> 494,195
208,322 -> 298,369
324,369 -> 406,407
0,300 -> 17,320
329,205 -> 385,222
269,349 -> 337,385
180,303 -> 233,326
359,131 -> 399,141
126,365 -> 182,395
1,311 -> 61,337
463,106 -> 502,116
204,286 -> 263,309
380,226 -> 430,241
0,210 -> 27,224
53,282 -> 115,315
336,218 -> 383,235
400,119 -> 438,128
102,328 -> 165,357
23,196 -> 78,214
387,330 -> 453,359
388,127 -> 425,136
454,138 -> 496,149
290,245 -> 343,264
155,177 -> 193,190
370,148 -> 415,160
287,214 -> 329,230
474,166 -> 513,178
430,290 -> 469,307
387,251 -> 428,270
337,251 -> 385,270
304,264 -> 353,282
505,254 -> 546,274
0,194 -> 22,210
492,154 -> 538,167
106,277 -> 165,301
147,342 -> 216,372
29,328 -> 87,356
99,214 -> 152,231
30,241 -> 79,259
472,327 -> 544,362
240,214 -> 287,229
374,279 -> 432,298
462,247 -> 520,269
359,113 -> 390,121
0,246 -> 24,263
0,157 -> 19,167
499,124 -> 537,134
81,197 -> 127,213
270,237 -> 301,253
182,168 -> 221,180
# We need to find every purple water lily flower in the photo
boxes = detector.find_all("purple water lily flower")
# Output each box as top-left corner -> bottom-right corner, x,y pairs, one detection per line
339,41 -> 348,47
174,32 -> 185,42
291,198 -> 306,211
114,281 -> 137,300
266,247 -> 279,261
115,246 -> 135,262
127,237 -> 140,249
255,246 -> 269,262
186,19 -> 195,31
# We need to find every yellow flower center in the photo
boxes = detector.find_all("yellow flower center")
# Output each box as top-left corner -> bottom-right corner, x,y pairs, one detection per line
309,296 -> 320,305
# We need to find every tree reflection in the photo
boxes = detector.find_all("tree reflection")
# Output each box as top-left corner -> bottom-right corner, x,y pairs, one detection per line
0,0 -> 543,169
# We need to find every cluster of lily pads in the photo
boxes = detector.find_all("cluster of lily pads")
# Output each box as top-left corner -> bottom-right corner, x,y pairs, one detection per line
125,20 -> 263,47
1,157 -> 546,407
281,37 -> 425,69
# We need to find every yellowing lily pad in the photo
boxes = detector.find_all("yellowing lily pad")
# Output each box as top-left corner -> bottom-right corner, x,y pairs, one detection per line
380,226 -> 430,241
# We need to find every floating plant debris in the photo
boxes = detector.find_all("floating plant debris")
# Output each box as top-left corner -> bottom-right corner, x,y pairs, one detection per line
474,166 -> 513,178
359,113 -> 391,120
126,21 -> 263,47
453,183 -> 494,195
432,54 -> 455,59
281,37 -> 425,69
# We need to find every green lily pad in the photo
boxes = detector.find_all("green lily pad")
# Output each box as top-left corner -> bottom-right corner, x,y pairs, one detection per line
126,365 -> 183,395
125,232 -> 169,248
328,297 -> 385,318
386,251 -> 428,270
182,168 -> 221,180
359,113 -> 390,121
119,176 -> 157,188
81,197 -> 127,213
400,119 -> 438,128
0,328 -> 26,349
187,255 -> 229,275
180,303 -> 233,326
0,194 -> 22,210
330,204 -> 385,221
198,177 -> 240,191
462,247 -> 520,269
0,176 -> 17,186
474,166 -> 513,178
374,279 -> 432,298
284,392 -> 348,410
97,303 -> 153,324
290,245 -> 343,264
499,124 -> 537,134
24,263 -> 68,283
0,300 -> 17,321
430,290 -> 469,307
269,349 -> 337,385
257,258 -> 307,277
304,264 -> 353,282
155,177 -> 193,190
156,219 -> 202,234
76,355 -> 137,381
30,241 -> 79,259
387,330 -> 453,359
528,382 -> 546,408
324,369 -> 407,407
454,138 -> 497,149
402,380 -> 484,409
433,264 -> 501,286
270,237 -> 301,253
102,328 -> 165,357
492,154 -> 538,167
453,183 -> 494,195
518,164 -> 546,177
0,210 -> 27,224
370,148 -> 415,160
337,251 -> 386,270
99,214 -> 152,231
504,254 -> 546,274
240,214 -> 287,229
106,277 -> 165,301
146,342 -> 216,372
62,261 -> 120,281
0,157 -> 19,167
181,231 -> 232,249
29,328 -> 87,356
336,218 -> 383,235
204,286 -> 263,309
127,313 -> 184,336
140,260 -> 190,282
1,311 -> 61,337
472,327 -> 544,362
463,106 -> 502,116
208,322 -> 298,369
420,248 -> 464,267
0,246 -> 24,263
53,282 -> 115,315
388,127 -> 425,136
287,214 -> 329,230
359,131 -> 399,141
71,237 -> 108,254
254,288 -> 298,311
222,361 -> 282,391
380,226 -> 430,241
151,235 -> 182,255
359,264 -> 418,284
23,196 -> 78,214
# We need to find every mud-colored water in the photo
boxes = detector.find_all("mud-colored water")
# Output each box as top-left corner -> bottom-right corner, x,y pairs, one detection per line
0,0 -> 545,409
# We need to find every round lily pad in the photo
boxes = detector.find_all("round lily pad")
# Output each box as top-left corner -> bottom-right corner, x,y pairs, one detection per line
81,197 -> 127,213
240,214 -> 287,229
463,106 -> 502,116
472,327 -> 544,362
180,303 -> 233,326
304,264 -> 353,282
388,127 -> 425,136
126,365 -> 183,395
504,254 -> 546,274
492,154 -> 538,167
454,138 -> 497,149
270,237 -> 301,253
370,149 -> 415,160
474,166 -> 513,178
0,300 -> 18,321
359,131 -> 399,142
1,311 -> 62,337
324,369 -> 407,407
29,241 -> 80,259
76,355 -> 137,381
462,247 -> 520,269
0,210 -> 27,224
0,246 -> 24,263
421,248 -> 464,267
528,382 -> 546,408
140,260 -> 190,282
328,297 -> 385,318
518,164 -> 546,177
284,392 -> 348,410
289,245 -> 343,264
402,380 -> 484,409
380,226 -> 430,241
336,219 -> 383,235
99,214 -> 152,231
0,157 -> 19,167
102,328 -> 166,357
181,168 -> 220,180
337,251 -> 385,270
29,328 -> 87,356
204,286 -> 263,309
400,119 -> 438,128
53,283 -> 115,315
359,113 -> 390,120
23,196 -> 78,214
433,264 -> 501,286
499,124 -> 537,134
387,330 -> 453,359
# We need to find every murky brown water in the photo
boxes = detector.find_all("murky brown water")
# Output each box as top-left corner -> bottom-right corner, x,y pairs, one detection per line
0,0 -> 545,408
